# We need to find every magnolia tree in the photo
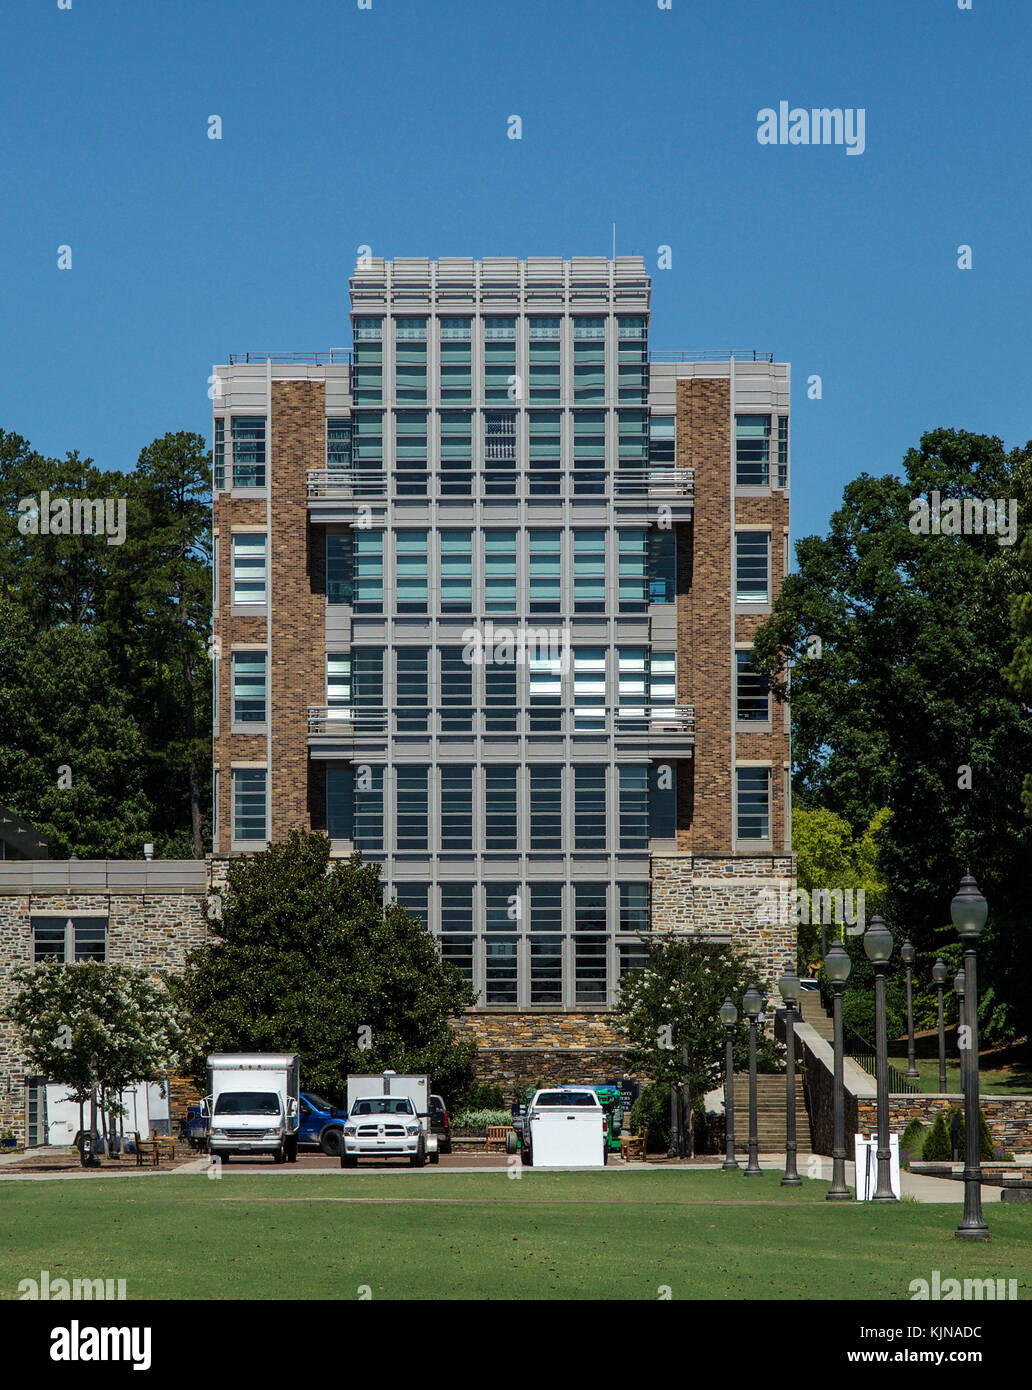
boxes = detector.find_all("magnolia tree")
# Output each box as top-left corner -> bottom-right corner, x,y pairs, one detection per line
615,938 -> 781,1158
8,961 -> 184,1165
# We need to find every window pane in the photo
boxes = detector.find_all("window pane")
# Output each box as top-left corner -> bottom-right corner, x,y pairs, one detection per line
33,919 -> 67,963
618,766 -> 649,849
232,651 -> 267,723
735,532 -> 770,603
395,531 -> 428,611
396,647 -> 429,732
396,766 -> 429,850
574,767 -> 607,849
619,883 -> 650,933
736,415 -> 771,486
736,767 -> 771,840
232,534 -> 266,605
74,920 -> 107,962
484,530 -> 517,613
440,530 -> 472,612
233,768 -> 267,841
440,883 -> 474,983
736,650 -> 770,721
529,766 -> 562,848
573,530 -> 606,612
441,766 -> 473,849
484,766 -> 518,851
440,647 -> 473,733
232,417 -> 266,488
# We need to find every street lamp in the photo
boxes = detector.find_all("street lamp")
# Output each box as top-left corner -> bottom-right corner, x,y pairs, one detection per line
932,959 -> 949,1094
824,940 -> 852,1200
742,984 -> 763,1177
951,875 -> 989,1240
719,998 -> 739,1170
863,916 -> 897,1201
778,962 -> 802,1186
901,940 -> 919,1080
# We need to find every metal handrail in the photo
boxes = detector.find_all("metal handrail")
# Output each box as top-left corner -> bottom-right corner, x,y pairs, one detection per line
307,704 -> 695,737
816,973 -> 919,1094
306,466 -> 695,500
649,349 -> 775,363
228,351 -> 353,365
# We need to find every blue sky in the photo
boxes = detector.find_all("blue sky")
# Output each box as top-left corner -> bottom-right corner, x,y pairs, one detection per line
1,0 -> 1027,545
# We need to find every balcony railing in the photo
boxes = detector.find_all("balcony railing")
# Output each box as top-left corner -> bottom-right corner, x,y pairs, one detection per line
306,466 -> 694,501
308,705 -> 695,738
227,351 -> 353,365
648,349 -> 775,363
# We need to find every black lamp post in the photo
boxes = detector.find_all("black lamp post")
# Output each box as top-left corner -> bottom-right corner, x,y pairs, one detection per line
901,939 -> 919,1080
719,997 -> 739,1170
824,940 -> 852,1200
932,959 -> 949,1094
778,962 -> 802,1186
742,984 -> 763,1176
863,916 -> 897,1201
952,875 -> 989,1240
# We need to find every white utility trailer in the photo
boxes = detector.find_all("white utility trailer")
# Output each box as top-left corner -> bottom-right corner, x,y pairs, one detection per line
521,1087 -> 608,1168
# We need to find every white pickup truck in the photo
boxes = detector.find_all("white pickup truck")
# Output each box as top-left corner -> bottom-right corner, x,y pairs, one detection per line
340,1071 -> 439,1168
521,1087 -> 608,1169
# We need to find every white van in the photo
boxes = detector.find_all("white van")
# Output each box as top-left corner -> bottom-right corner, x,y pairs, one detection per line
206,1053 -> 300,1164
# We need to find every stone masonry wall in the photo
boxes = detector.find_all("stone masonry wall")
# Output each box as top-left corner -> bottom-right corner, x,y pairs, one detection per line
856,1095 -> 1032,1158
0,889 -> 209,1144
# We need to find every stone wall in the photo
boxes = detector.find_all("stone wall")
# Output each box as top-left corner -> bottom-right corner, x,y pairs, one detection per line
856,1095 -> 1032,1158
651,852 -> 796,1001
0,875 -> 209,1144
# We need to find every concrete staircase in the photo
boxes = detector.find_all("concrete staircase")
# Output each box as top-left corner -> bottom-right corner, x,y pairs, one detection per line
730,1074 -> 812,1154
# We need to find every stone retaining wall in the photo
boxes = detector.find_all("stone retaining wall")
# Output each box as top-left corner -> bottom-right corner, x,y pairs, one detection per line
856,1095 -> 1032,1157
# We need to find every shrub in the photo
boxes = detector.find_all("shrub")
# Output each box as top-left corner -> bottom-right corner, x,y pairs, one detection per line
900,1119 -> 927,1160
461,1081 -> 506,1111
630,1082 -> 672,1153
450,1108 -> 512,1133
923,1112 -> 951,1161
951,1106 -> 995,1161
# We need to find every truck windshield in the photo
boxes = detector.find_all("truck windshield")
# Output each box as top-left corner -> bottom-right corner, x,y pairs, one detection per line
213,1092 -> 281,1116
351,1098 -> 415,1116
535,1092 -> 598,1107
304,1094 -> 335,1112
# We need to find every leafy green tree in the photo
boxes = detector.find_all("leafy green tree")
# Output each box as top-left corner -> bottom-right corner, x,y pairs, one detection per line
793,805 -> 890,968
615,938 -> 781,1157
0,603 -> 154,856
7,961 -> 184,1164
752,428 -> 1032,1041
171,831 -> 477,1101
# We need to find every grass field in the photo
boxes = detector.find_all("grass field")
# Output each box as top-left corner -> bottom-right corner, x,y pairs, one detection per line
3,1169 -> 1031,1300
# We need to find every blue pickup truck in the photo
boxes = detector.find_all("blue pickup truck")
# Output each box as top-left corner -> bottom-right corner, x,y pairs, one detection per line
298,1092 -> 348,1156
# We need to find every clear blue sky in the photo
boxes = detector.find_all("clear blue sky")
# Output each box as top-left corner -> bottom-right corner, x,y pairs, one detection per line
1,0 -> 1027,545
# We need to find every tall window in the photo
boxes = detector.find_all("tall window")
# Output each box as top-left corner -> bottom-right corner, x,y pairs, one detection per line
735,532 -> 770,603
736,766 -> 771,841
231,534 -> 266,605
484,766 -> 518,851
352,411 -> 383,469
484,530 -> 517,614
352,532 -> 384,611
396,647 -> 429,732
574,884 -> 608,1004
439,411 -> 472,495
572,410 -> 605,494
573,530 -> 606,612
529,883 -> 563,1004
395,531 -> 428,613
529,766 -> 562,849
440,647 -> 473,733
648,529 -> 675,603
232,651 -> 267,723
484,412 -> 516,495
649,415 -> 675,468
233,768 -> 267,842
484,317 -> 516,403
529,317 -> 561,404
574,767 -> 607,849
440,531 -> 473,612
618,766 -> 649,849
736,650 -> 770,722
326,653 -> 350,718
395,318 -> 427,403
394,411 -> 427,496
440,884 -> 474,982
528,410 -> 561,496
573,317 -> 606,403
736,415 -> 771,486
213,418 -> 225,489
573,648 -> 607,731
395,766 -> 429,850
394,884 -> 429,929
618,530 -> 647,611
326,765 -> 350,838
619,883 -> 650,934
33,917 -> 107,964
327,418 -> 352,470
485,657 -> 517,733
528,650 -> 563,731
618,410 -> 648,473
439,318 -> 472,404
485,883 -> 519,1004
353,319 -> 383,404
777,416 -> 789,488
351,765 -> 385,850
529,530 -> 561,614
231,417 -> 266,487
649,764 -> 676,840
617,316 -> 648,403
440,766 -> 473,850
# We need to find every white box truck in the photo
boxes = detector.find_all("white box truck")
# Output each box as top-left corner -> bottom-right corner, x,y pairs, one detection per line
340,1070 -> 438,1168
521,1086 -> 607,1168
206,1053 -> 300,1164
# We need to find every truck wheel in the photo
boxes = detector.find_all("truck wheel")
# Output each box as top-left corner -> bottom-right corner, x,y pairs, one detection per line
320,1128 -> 342,1157
286,1137 -> 298,1163
273,1144 -> 286,1164
410,1139 -> 426,1168
340,1152 -> 357,1169
505,1131 -> 517,1155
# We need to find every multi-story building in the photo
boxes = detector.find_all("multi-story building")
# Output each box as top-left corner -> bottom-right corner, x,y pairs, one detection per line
211,256 -> 794,1078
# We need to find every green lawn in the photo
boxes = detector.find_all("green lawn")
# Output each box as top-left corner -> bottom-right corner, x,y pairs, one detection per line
2,1170 -> 1031,1300
888,1038 -> 1032,1095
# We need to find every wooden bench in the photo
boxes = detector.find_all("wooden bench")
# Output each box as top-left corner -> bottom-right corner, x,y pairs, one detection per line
132,1133 -> 160,1167
484,1125 -> 510,1154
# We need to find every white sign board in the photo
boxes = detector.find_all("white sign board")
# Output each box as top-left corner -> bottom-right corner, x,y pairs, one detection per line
529,1112 -> 606,1168
854,1133 -> 901,1200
